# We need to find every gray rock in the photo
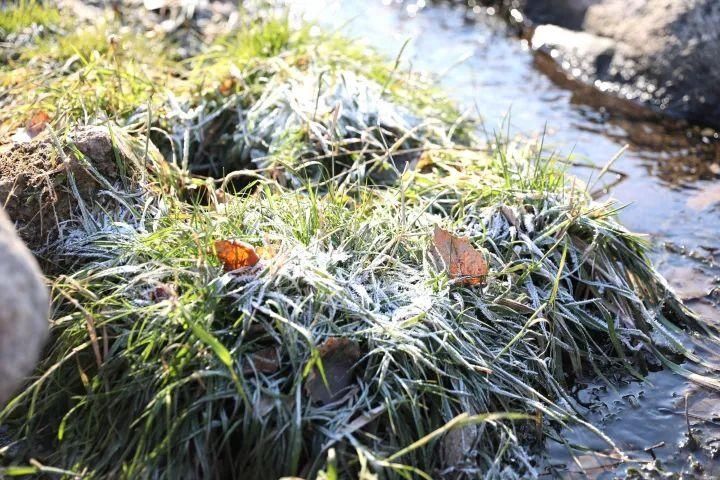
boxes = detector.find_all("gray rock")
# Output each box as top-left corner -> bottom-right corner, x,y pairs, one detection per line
585,0 -> 720,125
0,207 -> 49,404
532,25 -> 617,79
530,0 -> 720,128
523,0 -> 601,29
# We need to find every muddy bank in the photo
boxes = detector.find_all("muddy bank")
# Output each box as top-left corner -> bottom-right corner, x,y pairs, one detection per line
0,126 -> 163,254
0,128 -> 117,249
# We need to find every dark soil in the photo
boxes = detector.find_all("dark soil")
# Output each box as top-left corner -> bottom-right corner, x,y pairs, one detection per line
0,127 -> 122,251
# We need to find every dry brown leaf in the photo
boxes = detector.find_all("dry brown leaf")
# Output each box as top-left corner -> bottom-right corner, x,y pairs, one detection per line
218,77 -> 235,96
305,338 -> 361,405
214,239 -> 260,272
294,55 -> 310,70
26,110 -> 50,138
416,151 -> 435,172
242,347 -> 280,375
433,226 -> 488,286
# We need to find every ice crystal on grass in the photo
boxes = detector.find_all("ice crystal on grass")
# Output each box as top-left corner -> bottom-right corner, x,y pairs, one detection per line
1,5 -> 718,480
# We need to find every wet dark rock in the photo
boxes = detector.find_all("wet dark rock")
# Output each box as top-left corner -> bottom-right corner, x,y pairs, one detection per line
532,25 -> 616,78
522,0 -> 600,30
528,0 -> 720,129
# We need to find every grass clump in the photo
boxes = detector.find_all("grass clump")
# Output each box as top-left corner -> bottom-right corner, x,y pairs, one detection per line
158,18 -> 471,183
0,0 -> 59,39
0,17 -> 180,135
2,141 -> 715,479
1,3 -> 718,480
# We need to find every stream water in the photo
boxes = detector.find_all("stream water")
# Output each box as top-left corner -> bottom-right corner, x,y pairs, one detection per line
294,0 -> 720,477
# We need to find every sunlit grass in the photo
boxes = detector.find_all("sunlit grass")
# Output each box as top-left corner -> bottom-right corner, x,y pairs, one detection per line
0,2 -> 717,479
0,18 -> 176,133
0,0 -> 60,38
1,125 -> 710,478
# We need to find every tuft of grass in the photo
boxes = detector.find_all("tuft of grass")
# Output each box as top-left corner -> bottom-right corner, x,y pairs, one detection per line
1,133 -> 716,478
0,0 -> 60,39
28,22 -> 122,62
0,22 -> 177,137
1,3 -> 718,480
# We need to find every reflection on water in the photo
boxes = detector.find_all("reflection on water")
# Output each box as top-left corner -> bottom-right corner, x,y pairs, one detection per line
532,51 -> 720,186
294,0 -> 720,475
543,368 -> 720,478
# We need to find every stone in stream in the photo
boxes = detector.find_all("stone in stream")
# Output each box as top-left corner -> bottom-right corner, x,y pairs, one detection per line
0,207 -> 49,405
527,0 -> 720,128
522,0 -> 601,29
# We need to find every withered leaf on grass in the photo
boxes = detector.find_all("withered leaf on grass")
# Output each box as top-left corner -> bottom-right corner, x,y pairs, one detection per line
218,77 -> 235,96
416,151 -> 435,172
149,283 -> 177,302
27,110 -> 50,138
242,347 -> 280,375
214,239 -> 260,272
433,226 -> 488,286
305,338 -> 361,405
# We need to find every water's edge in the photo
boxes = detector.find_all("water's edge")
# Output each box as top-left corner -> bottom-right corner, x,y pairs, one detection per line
297,1 -> 720,476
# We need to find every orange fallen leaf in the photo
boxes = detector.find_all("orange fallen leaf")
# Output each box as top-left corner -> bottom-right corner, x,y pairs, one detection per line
26,110 -> 50,138
432,226 -> 488,286
294,55 -> 310,70
214,239 -> 260,271
218,77 -> 235,96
